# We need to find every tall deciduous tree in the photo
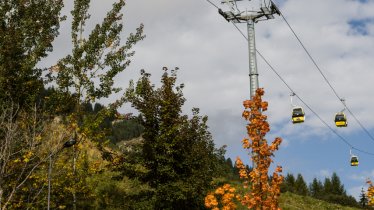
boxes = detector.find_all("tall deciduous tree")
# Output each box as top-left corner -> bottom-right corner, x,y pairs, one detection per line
126,67 -> 219,209
50,0 -> 144,110
1,0 -> 144,209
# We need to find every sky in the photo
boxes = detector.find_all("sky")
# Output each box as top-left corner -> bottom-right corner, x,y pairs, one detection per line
44,0 -> 374,200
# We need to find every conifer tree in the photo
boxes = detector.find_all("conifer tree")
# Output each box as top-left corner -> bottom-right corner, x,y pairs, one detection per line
281,173 -> 296,193
359,187 -> 368,208
294,173 -> 309,196
323,177 -> 333,195
309,177 -> 323,198
330,172 -> 346,195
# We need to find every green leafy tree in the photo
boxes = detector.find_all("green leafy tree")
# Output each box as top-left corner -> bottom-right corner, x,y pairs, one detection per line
50,0 -> 144,109
1,0 -> 144,209
126,67 -> 220,209
46,1 -> 144,209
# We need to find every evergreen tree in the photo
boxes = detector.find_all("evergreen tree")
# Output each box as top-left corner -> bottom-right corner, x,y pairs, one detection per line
281,173 -> 296,193
294,173 -> 309,196
323,177 -> 333,195
330,172 -> 346,195
359,187 -> 368,208
309,177 -> 323,198
126,68 -> 219,209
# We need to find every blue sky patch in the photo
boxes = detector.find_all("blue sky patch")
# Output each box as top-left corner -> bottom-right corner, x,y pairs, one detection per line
348,18 -> 373,36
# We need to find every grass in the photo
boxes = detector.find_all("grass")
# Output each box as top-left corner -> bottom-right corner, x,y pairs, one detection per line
279,192 -> 362,210
225,181 -> 363,210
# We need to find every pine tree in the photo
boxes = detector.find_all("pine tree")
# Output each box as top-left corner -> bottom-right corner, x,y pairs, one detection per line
323,177 -> 332,195
294,173 -> 309,196
330,172 -> 346,195
359,187 -> 368,208
281,173 -> 296,193
309,177 -> 323,198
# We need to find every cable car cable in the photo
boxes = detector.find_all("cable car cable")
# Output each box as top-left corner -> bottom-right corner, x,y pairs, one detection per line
205,0 -> 220,9
271,0 -> 374,144
230,21 -> 374,156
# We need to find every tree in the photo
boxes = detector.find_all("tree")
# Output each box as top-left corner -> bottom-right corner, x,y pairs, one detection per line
0,105 -> 71,210
0,0 -> 63,107
360,187 -> 368,208
309,177 -> 323,198
49,0 -> 144,111
126,67 -> 219,209
0,0 -> 145,209
330,172 -> 346,196
281,173 -> 296,193
205,88 -> 283,210
323,177 -> 332,195
294,173 -> 309,196
367,180 -> 374,206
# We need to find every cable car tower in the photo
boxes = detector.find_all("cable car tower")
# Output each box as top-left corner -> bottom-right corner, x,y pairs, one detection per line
218,0 -> 279,168
218,0 -> 280,99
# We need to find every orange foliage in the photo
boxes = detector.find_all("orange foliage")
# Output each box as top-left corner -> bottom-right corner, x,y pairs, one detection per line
205,184 -> 237,210
205,88 -> 283,210
367,179 -> 374,206
238,88 -> 283,210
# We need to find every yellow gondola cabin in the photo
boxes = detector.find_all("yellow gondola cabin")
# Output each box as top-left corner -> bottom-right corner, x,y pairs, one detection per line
292,106 -> 305,124
335,112 -> 347,127
350,156 -> 359,166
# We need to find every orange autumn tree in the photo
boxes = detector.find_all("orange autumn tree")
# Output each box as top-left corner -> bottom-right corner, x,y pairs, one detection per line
367,179 -> 374,206
205,88 -> 283,210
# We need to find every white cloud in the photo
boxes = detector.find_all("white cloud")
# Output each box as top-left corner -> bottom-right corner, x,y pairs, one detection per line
348,169 -> 374,181
318,169 -> 332,178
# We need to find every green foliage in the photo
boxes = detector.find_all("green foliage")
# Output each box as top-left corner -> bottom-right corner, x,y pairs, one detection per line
49,0 -> 145,107
126,67 -> 221,209
330,172 -> 346,195
279,192 -> 362,210
111,117 -> 144,144
281,173 -> 296,193
0,0 -> 145,208
360,187 -> 369,208
309,177 -> 324,198
294,173 -> 309,196
87,171 -> 154,210
0,0 -> 64,107
281,172 -> 360,208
